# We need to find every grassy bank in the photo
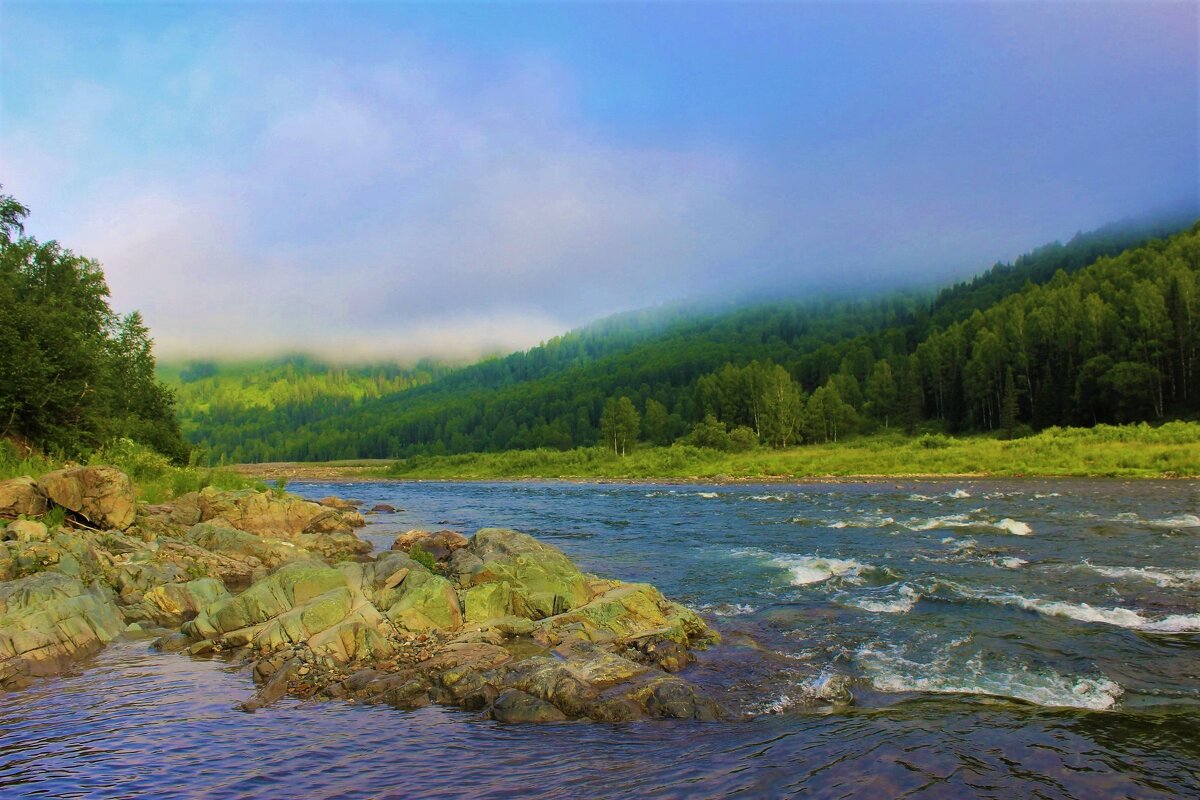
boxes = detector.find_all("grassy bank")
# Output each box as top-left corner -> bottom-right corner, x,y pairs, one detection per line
1,438 -> 264,503
378,422 -> 1200,481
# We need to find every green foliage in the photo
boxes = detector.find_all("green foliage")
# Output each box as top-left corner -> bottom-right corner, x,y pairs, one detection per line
918,433 -> 953,450
0,190 -> 188,461
409,544 -> 437,571
379,421 -> 1200,480
599,396 -> 640,456
41,505 -> 66,531
273,477 -> 288,498
170,216 -> 1198,464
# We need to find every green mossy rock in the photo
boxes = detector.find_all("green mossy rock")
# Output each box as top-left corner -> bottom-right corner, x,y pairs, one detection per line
185,522 -> 302,568
189,561 -> 345,636
455,528 -> 590,619
536,583 -> 719,647
0,572 -> 125,687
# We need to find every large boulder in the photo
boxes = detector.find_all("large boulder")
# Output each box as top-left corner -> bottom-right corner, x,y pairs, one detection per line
0,572 -> 126,688
535,583 -> 717,649
392,529 -> 469,565
172,488 -> 351,537
0,476 -> 47,518
36,466 -> 135,531
170,488 -> 370,560
450,528 -> 590,619
185,522 -> 303,570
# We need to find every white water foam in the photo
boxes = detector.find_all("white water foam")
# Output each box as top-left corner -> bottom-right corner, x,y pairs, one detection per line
844,585 -> 920,614
828,516 -> 895,530
906,514 -> 1033,535
951,585 -> 1200,632
996,518 -> 1033,536
909,493 -> 935,502
1147,513 -> 1200,528
994,556 -> 1029,569
697,602 -> 757,617
696,491 -> 720,499
1084,564 -> 1200,588
856,644 -> 1123,710
948,488 -> 972,499
771,555 -> 870,585
749,494 -> 789,502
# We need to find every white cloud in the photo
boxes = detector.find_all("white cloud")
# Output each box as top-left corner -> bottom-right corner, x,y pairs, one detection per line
5,33 -> 762,361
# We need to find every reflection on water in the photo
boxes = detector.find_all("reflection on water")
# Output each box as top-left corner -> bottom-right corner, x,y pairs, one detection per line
1,479 -> 1198,798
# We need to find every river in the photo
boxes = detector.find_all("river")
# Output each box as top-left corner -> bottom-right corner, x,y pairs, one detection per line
2,479 -> 1197,798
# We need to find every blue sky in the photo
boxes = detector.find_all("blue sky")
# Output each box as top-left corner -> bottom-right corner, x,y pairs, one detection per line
1,1 -> 1196,360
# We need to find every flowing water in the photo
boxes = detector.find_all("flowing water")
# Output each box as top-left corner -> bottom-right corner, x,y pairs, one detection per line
2,479 -> 1198,798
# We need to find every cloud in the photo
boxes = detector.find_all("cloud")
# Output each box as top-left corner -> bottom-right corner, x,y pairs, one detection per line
4,31 -> 765,362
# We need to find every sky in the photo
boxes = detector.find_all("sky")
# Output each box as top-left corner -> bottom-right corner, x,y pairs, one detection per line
1,1 -> 1196,362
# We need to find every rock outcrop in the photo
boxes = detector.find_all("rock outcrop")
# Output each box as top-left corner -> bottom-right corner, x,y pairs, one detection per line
0,476 -> 48,518
36,466 -> 136,530
180,526 -> 722,721
0,469 -> 726,723
0,572 -> 125,689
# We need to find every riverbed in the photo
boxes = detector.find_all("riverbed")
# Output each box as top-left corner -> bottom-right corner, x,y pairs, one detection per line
2,479 -> 1197,798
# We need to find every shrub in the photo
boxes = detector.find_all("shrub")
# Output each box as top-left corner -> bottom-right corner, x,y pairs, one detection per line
409,545 -> 437,571
917,433 -> 952,450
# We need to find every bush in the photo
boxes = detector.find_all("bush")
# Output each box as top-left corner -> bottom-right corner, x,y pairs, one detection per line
728,426 -> 759,452
409,545 -> 437,571
917,433 -> 953,450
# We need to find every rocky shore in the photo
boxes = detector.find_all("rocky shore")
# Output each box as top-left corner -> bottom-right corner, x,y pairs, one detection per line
0,466 -> 723,722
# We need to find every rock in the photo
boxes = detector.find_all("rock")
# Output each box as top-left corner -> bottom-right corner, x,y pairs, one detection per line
318,496 -> 360,511
185,522 -> 303,569
36,466 -> 136,530
0,572 -> 125,687
491,688 -> 568,723
382,567 -> 409,590
369,504 -> 398,513
392,529 -> 469,564
141,578 -> 229,624
3,520 -> 49,543
0,476 -> 47,518
185,561 -> 347,638
536,583 -> 718,649
173,487 -> 362,540
462,581 -> 514,624
453,528 -> 590,619
343,512 -> 367,528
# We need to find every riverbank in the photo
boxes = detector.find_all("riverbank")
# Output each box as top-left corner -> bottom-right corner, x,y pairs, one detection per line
231,422 -> 1200,482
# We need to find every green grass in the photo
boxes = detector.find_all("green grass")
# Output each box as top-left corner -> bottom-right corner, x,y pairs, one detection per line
0,438 -> 264,503
378,421 -> 1200,481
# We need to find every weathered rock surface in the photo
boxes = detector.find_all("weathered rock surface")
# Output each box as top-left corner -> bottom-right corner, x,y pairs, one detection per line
0,468 -> 729,723
0,476 -> 48,518
37,466 -> 136,530
167,488 -> 369,560
0,572 -> 125,688
178,525 -> 723,722
392,529 -> 469,565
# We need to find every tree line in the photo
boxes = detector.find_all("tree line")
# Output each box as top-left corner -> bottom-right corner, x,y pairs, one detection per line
0,191 -> 188,460
173,216 -> 1198,462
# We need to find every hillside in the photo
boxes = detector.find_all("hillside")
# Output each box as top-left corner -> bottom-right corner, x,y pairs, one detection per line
172,215 -> 1199,462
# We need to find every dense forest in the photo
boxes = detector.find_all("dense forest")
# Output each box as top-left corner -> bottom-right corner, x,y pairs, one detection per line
169,215 -> 1199,462
0,192 -> 188,461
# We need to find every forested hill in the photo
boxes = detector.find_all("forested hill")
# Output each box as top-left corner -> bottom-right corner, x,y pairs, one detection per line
173,215 -> 1199,462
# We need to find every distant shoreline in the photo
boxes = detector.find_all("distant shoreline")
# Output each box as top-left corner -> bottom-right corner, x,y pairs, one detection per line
227,425 -> 1200,483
